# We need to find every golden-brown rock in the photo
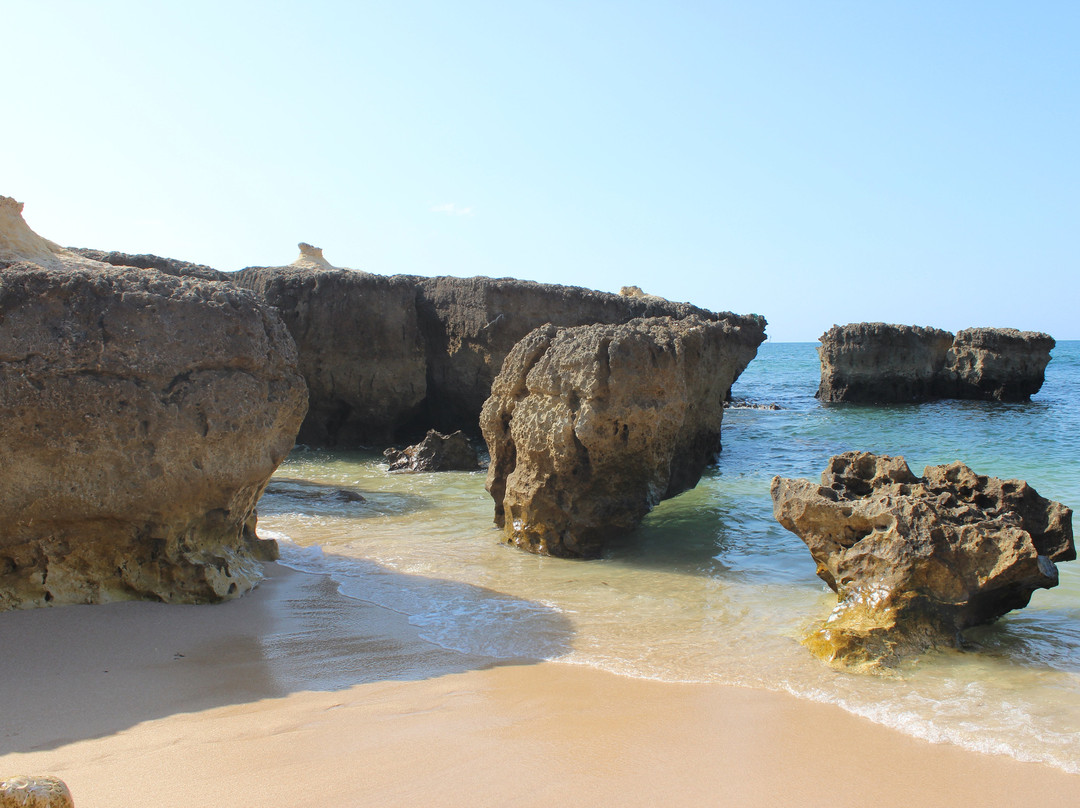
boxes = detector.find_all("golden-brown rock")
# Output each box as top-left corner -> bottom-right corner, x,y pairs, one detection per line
0,197 -> 308,610
481,315 -> 765,558
0,775 -> 74,808
771,452 -> 1075,669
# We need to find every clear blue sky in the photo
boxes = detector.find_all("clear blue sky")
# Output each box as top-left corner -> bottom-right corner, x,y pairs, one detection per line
6,1 -> 1078,341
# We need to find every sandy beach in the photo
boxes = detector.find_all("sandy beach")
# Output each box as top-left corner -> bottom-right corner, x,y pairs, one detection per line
1,562 -> 1076,807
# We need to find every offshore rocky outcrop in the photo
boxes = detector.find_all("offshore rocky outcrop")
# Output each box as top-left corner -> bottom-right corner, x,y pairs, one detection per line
0,196 -> 308,610
771,452 -> 1075,669
817,323 -> 1054,403
235,247 -> 427,446
939,328 -> 1057,401
383,429 -> 480,472
481,315 -> 766,558
235,253 -> 767,445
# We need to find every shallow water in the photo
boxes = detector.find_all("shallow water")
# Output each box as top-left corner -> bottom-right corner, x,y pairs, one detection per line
258,341 -> 1080,773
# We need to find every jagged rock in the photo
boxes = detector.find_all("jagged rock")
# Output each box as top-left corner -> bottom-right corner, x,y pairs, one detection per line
816,323 -> 955,403
481,315 -> 766,558
0,197 -> 308,610
68,248 -> 228,282
383,429 -> 480,472
771,452 -> 1075,669
0,775 -> 74,808
817,322 -> 1054,403
415,275 -> 764,433
234,252 -> 427,446
940,328 -> 1056,401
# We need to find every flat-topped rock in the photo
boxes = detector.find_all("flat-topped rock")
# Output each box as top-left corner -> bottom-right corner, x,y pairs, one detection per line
817,323 -> 1054,403
236,257 -> 767,446
816,323 -> 954,403
481,315 -> 766,558
771,452 -> 1075,669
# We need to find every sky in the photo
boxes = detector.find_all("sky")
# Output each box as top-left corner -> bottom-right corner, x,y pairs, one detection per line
5,1 -> 1078,341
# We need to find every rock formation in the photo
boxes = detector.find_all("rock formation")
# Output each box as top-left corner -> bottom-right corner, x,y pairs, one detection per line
816,323 -> 954,403
235,254 -> 767,446
0,196 -> 308,610
383,429 -> 480,472
414,276 -> 757,433
481,315 -> 766,558
0,775 -> 74,808
940,328 -> 1057,401
235,252 -> 427,446
68,247 -> 228,282
771,452 -> 1075,669
817,323 -> 1054,403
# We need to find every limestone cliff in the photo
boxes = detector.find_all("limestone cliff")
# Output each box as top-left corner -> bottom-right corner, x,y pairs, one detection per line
235,257 -> 767,446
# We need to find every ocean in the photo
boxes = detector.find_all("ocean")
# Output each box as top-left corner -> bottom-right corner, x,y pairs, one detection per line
257,340 -> 1080,773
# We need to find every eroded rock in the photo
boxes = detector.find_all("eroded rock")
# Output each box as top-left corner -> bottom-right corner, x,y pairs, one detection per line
416,275 -> 760,433
235,253 -> 427,446
0,197 -> 308,610
481,315 -> 766,558
816,323 -> 955,403
68,247 -> 228,282
236,257 -> 767,445
771,452 -> 1075,669
941,328 -> 1056,401
384,429 -> 480,472
817,322 -> 1055,403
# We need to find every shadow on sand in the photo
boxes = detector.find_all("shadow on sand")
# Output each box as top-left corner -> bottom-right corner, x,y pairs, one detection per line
0,559 -> 574,755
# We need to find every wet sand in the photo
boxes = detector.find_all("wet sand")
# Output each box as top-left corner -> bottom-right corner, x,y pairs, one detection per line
2,563 -> 1077,807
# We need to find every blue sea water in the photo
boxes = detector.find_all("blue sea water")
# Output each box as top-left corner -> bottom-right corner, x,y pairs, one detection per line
259,341 -> 1080,773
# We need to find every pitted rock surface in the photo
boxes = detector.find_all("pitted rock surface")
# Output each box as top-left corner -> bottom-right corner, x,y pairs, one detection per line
481,315 -> 765,558
771,452 -> 1074,669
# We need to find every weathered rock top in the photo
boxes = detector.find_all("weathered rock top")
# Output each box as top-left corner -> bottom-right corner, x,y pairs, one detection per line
291,242 -> 338,270
69,247 -> 228,282
1,196 -> 105,271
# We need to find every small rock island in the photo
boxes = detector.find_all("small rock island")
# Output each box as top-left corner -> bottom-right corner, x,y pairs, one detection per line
817,322 -> 1055,403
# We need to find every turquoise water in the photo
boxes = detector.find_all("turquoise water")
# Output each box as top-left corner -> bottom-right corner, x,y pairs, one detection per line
258,341 -> 1080,772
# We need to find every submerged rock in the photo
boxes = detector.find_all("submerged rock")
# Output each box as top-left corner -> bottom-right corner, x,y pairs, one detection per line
481,315 -> 766,558
0,196 -> 308,610
771,452 -> 1075,669
0,775 -> 74,808
817,322 -> 1054,403
383,429 -> 480,472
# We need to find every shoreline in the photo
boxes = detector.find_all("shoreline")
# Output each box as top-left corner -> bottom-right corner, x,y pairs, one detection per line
2,562 -> 1078,807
